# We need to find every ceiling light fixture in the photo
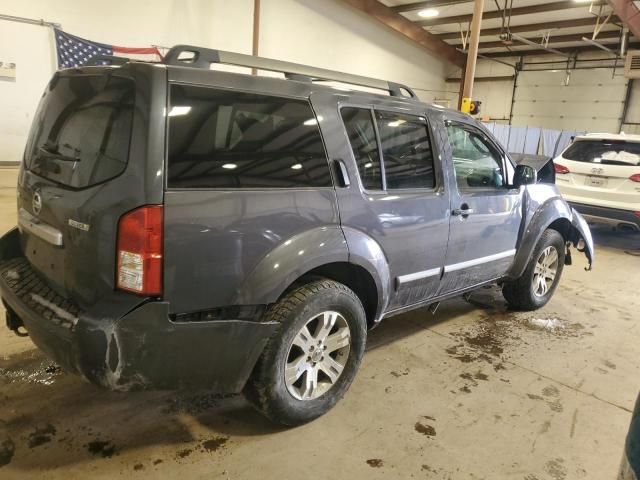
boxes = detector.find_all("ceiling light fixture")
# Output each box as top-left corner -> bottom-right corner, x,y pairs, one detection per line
418,8 -> 439,18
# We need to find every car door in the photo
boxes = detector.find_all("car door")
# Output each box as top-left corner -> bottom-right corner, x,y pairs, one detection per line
438,117 -> 522,294
311,92 -> 449,312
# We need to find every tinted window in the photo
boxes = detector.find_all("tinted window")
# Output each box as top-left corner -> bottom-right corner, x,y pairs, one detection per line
563,140 -> 640,166
26,75 -> 134,188
340,108 -> 383,190
446,122 -> 504,189
167,85 -> 332,188
375,111 -> 435,189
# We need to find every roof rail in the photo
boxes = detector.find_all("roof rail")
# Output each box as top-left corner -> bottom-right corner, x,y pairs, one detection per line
85,55 -> 130,66
163,45 -> 417,99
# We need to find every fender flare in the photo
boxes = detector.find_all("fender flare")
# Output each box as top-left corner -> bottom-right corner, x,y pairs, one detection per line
341,226 -> 391,322
507,196 -> 594,279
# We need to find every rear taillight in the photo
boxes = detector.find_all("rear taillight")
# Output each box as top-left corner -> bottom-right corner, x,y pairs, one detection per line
554,163 -> 570,174
630,173 -> 640,183
116,205 -> 163,296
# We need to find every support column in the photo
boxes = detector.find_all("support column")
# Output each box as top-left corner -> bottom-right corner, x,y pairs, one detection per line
461,0 -> 484,113
252,0 -> 261,74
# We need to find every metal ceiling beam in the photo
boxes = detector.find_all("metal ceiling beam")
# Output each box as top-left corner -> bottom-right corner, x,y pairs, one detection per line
391,0 -> 472,13
445,74 -> 514,83
340,0 -> 466,66
417,1 -> 606,27
457,30 -> 623,49
606,0 -> 640,39
482,41 -> 639,57
434,16 -> 620,40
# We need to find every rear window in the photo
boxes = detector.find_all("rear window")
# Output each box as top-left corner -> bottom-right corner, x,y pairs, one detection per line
25,75 -> 135,188
167,85 -> 332,188
563,140 -> 640,166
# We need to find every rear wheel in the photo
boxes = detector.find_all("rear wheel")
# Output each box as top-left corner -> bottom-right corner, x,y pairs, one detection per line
246,279 -> 366,426
503,229 -> 566,311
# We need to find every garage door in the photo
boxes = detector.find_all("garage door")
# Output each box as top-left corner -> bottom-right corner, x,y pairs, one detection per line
511,69 -> 628,133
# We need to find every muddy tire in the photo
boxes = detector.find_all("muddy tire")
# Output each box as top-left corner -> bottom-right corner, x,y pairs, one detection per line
245,279 -> 367,426
503,229 -> 566,311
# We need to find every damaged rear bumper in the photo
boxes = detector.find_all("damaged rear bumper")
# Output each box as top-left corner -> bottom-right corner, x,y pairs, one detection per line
0,229 -> 277,393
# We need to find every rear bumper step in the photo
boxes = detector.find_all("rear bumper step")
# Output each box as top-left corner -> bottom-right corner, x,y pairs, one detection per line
0,229 -> 277,393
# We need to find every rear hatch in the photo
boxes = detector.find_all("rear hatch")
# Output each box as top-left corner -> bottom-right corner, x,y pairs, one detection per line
16,64 -> 167,308
555,138 -> 640,209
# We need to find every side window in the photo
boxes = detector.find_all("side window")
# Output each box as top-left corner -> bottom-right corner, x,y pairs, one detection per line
167,85 -> 332,188
340,107 -> 383,190
375,111 -> 436,189
446,122 -> 505,189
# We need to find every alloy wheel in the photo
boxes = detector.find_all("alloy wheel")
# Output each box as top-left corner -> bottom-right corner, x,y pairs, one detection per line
532,246 -> 559,297
284,311 -> 351,401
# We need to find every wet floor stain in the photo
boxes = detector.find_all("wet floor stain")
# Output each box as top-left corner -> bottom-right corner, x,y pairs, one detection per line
27,423 -> 56,448
545,457 -> 567,480
414,421 -> 436,437
86,440 -> 117,458
0,438 -> 15,467
0,351 -> 65,386
366,458 -> 384,468
176,448 -> 192,459
202,436 -> 228,452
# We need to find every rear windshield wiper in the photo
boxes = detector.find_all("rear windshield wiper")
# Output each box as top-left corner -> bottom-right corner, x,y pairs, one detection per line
37,145 -> 81,162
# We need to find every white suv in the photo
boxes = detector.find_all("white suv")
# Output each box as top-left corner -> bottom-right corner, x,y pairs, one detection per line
554,133 -> 640,232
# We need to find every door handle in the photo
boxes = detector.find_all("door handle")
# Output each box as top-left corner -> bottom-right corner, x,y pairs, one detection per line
452,205 -> 474,217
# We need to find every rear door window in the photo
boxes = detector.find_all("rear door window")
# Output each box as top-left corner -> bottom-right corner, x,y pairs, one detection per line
167,85 -> 332,188
562,140 -> 640,166
375,111 -> 436,189
25,75 -> 135,188
340,107 -> 383,190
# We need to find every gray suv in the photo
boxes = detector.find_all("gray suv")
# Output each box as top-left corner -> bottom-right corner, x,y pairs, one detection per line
0,46 -> 594,426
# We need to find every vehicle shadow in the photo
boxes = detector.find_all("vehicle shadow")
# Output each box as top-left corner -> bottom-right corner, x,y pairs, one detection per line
590,225 -> 640,252
0,299 -> 477,472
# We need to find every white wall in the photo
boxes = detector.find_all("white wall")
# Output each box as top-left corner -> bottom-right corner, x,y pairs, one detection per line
0,0 -> 454,163
449,53 -> 637,133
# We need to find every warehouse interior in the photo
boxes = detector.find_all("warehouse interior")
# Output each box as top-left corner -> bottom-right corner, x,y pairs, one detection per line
0,0 -> 639,478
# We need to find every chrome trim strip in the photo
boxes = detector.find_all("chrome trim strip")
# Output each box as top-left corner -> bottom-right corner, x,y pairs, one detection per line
397,267 -> 442,285
18,208 -> 63,246
444,249 -> 516,273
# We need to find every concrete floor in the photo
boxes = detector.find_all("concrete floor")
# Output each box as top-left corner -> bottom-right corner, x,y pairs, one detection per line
1,166 -> 639,479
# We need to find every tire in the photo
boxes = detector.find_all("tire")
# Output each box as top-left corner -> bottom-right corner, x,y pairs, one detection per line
503,229 -> 566,311
246,279 -> 367,426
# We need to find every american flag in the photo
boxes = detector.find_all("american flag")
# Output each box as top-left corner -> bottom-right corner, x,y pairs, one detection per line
54,28 -> 162,69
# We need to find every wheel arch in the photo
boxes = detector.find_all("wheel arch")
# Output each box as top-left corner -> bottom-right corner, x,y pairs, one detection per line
282,262 -> 380,328
508,195 -> 593,279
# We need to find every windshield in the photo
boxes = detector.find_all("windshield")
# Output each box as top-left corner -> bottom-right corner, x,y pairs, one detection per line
25,74 -> 135,188
562,139 -> 640,166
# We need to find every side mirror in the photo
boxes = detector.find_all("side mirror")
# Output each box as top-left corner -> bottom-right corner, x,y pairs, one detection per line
514,164 -> 537,188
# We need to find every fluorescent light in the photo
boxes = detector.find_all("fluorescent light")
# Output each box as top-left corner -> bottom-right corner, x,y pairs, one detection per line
222,163 -> 237,169
364,162 -> 373,168
304,115 -> 323,126
291,163 -> 302,170
168,106 -> 192,117
388,119 -> 406,127
418,8 -> 439,18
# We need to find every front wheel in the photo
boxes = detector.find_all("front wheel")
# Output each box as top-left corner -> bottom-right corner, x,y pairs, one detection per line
503,229 -> 566,311
246,279 -> 367,426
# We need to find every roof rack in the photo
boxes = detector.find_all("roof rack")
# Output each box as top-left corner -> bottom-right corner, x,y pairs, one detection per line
84,55 -> 131,66
163,45 -> 417,99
